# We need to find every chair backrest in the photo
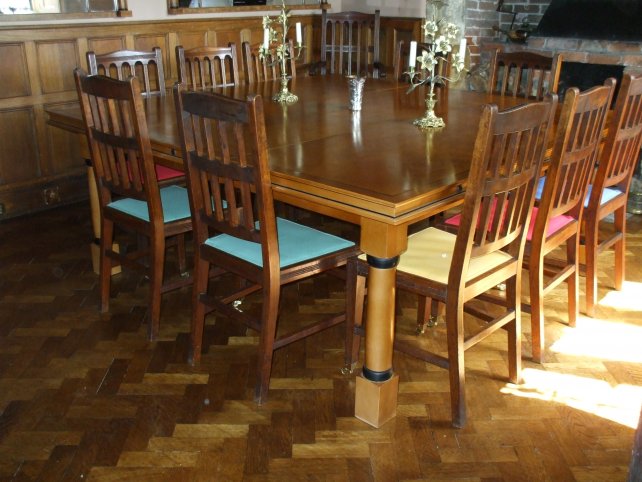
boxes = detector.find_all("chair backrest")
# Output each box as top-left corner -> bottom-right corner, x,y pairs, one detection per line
74,68 -> 162,220
488,49 -> 561,100
176,43 -> 240,89
320,10 -> 381,78
450,96 -> 557,285
242,40 -> 296,83
174,85 -> 278,270
86,48 -> 166,97
393,40 -> 451,82
534,79 -> 616,238
589,73 -> 642,205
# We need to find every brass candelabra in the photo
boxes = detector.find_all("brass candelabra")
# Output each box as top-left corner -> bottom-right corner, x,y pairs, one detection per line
259,0 -> 304,104
405,1 -> 467,129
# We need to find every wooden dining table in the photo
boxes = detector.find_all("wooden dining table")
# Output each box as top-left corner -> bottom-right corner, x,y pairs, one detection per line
46,75 -> 528,428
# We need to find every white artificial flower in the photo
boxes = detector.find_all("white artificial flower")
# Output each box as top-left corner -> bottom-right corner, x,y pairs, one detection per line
424,20 -> 438,38
442,22 -> 459,41
418,50 -> 438,70
434,35 -> 452,54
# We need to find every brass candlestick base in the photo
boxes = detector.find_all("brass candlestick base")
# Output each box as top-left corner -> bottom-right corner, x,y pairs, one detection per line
273,75 -> 298,104
413,91 -> 444,129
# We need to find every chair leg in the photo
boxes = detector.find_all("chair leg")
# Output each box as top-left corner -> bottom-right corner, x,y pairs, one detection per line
584,218 -> 600,318
529,254 -> 545,364
447,301 -> 466,428
176,233 -> 188,276
189,254 -> 210,365
147,234 -> 165,340
506,275 -> 522,384
345,263 -> 366,372
99,219 -> 114,314
614,206 -> 626,291
255,283 -> 280,404
416,296 -> 440,334
567,236 -> 578,328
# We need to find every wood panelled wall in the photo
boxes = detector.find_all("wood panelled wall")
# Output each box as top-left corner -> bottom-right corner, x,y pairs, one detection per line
0,15 -> 421,220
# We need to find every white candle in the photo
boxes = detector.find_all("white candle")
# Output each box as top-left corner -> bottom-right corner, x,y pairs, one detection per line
263,28 -> 270,49
459,37 -> 467,57
408,41 -> 417,68
296,22 -> 302,45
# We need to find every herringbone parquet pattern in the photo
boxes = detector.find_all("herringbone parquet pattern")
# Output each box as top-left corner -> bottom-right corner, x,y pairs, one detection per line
1,202 -> 641,481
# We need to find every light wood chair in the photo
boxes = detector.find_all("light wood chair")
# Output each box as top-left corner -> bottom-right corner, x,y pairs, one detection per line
349,96 -> 558,428
174,85 -> 361,404
487,48 -> 562,100
582,73 -> 642,316
524,79 -> 615,362
176,43 -> 240,89
320,10 -> 381,78
74,69 -> 192,340
242,40 -> 296,83
86,47 -> 166,97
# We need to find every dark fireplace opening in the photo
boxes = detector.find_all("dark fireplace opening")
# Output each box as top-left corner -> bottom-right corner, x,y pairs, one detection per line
557,62 -> 625,103
534,0 -> 642,41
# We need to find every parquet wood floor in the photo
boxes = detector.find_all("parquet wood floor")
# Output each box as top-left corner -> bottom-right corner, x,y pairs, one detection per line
1,201 -> 641,481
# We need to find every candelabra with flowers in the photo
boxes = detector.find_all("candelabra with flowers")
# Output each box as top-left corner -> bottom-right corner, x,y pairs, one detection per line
406,1 -> 467,129
259,0 -> 304,104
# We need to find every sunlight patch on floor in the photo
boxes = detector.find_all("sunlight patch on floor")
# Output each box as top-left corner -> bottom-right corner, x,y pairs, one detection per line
596,280 -> 642,312
548,315 -> 642,363
502,368 -> 642,428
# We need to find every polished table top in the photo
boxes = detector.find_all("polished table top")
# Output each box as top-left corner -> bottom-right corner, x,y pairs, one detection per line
48,75 -> 527,229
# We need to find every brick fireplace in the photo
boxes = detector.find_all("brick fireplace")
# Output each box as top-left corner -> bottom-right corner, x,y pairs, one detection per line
463,0 -> 642,74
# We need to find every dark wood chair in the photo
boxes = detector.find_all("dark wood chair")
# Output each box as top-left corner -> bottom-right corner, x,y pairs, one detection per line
176,43 -> 240,89
174,85 -> 361,404
86,47 -> 166,97
320,10 -> 381,78
74,69 -> 192,340
349,96 -> 558,428
242,40 -> 296,83
86,47 -> 183,183
487,49 -> 562,100
582,73 -> 642,316
524,79 -> 615,362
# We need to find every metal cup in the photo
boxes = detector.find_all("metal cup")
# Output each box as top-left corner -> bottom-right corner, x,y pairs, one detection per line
347,76 -> 366,111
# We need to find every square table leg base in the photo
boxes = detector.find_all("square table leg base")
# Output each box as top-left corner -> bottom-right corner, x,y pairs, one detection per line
354,373 -> 399,428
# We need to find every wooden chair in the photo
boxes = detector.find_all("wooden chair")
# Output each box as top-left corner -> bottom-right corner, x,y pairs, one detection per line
349,96 -> 558,428
86,47 -> 182,183
86,47 -> 166,97
393,40 -> 450,82
525,79 -> 615,362
74,69 -> 193,340
582,73 -> 642,316
488,49 -> 562,100
174,85 -> 361,404
320,10 -> 381,78
176,43 -> 240,89
242,40 -> 296,83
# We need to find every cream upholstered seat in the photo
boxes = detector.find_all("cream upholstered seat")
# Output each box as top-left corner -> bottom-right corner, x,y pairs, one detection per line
361,227 -> 512,285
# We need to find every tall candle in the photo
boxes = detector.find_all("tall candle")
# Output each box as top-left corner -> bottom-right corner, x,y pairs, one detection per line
459,37 -> 467,56
296,22 -> 302,45
263,28 -> 270,49
408,41 -> 417,68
